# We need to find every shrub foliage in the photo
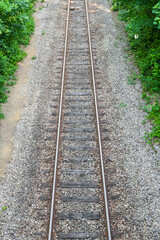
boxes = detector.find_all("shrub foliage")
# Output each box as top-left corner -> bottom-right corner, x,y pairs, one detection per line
112,0 -> 160,143
0,0 -> 36,118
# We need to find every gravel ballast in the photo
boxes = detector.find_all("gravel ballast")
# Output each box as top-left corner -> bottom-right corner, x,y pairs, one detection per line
0,0 -> 160,239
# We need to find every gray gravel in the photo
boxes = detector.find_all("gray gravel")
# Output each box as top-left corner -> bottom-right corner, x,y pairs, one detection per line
0,0 -> 66,239
88,0 -> 160,239
0,0 -> 159,239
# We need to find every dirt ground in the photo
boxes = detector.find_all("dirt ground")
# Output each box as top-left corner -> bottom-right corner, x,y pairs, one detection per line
0,27 -> 37,178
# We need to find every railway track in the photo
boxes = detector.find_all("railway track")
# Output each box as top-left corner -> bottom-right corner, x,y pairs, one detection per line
48,0 -> 112,239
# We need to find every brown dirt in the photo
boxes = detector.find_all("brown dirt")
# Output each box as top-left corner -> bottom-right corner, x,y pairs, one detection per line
0,19 -> 38,179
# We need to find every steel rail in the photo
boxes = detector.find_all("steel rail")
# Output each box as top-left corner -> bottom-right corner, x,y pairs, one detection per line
84,0 -> 112,239
48,0 -> 70,239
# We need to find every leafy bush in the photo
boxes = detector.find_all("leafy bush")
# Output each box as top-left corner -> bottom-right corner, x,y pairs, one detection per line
153,2 -> 160,29
111,0 -> 160,143
0,0 -> 36,118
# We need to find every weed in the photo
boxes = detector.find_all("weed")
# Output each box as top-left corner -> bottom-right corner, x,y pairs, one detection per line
111,2 -> 119,11
115,34 -> 124,41
42,30 -> 45,35
32,56 -> 37,60
127,74 -> 138,85
0,113 -> 5,119
0,206 -> 7,213
119,103 -> 127,108
114,41 -> 118,48
39,7 -> 43,10
142,120 -> 146,124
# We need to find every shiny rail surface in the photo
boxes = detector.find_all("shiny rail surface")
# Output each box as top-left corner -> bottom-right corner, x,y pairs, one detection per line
48,0 -> 112,239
